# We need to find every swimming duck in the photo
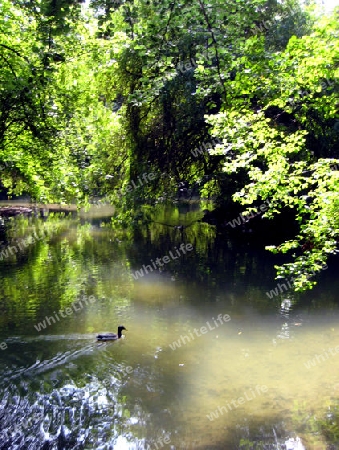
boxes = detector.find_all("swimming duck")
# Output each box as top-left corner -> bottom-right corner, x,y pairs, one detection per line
97,326 -> 127,341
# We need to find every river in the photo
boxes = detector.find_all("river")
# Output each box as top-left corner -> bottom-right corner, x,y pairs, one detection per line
0,202 -> 339,449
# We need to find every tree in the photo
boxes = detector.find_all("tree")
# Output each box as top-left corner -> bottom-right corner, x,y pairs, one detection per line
207,10 -> 339,290
93,0 -> 310,208
0,0 -> 121,203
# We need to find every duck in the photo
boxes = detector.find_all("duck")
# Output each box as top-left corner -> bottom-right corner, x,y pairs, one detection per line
97,325 -> 127,341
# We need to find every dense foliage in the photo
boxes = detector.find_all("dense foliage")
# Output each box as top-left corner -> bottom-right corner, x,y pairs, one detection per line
0,0 -> 338,290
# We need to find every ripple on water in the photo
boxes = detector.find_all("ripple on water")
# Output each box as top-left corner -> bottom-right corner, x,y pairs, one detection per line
0,376 -> 137,449
0,340 -> 140,449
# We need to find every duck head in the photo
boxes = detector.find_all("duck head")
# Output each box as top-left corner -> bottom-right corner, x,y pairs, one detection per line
118,325 -> 127,337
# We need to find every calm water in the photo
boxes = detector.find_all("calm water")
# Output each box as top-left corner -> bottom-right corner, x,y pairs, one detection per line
0,203 -> 339,449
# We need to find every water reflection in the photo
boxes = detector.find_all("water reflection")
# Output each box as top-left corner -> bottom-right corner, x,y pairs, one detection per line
0,204 -> 339,449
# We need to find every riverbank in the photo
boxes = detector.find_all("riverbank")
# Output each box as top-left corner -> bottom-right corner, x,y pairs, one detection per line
0,201 -> 114,218
0,202 -> 76,217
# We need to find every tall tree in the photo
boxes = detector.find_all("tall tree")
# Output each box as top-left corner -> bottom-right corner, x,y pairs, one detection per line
207,11 -> 339,290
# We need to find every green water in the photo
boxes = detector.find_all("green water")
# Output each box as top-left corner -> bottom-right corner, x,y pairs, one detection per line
0,203 -> 339,449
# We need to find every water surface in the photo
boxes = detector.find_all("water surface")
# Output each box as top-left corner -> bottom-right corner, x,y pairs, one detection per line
0,204 -> 339,449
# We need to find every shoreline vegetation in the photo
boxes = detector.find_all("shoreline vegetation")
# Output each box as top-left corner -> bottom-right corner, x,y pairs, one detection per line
0,0 -> 337,296
0,202 -> 115,217
0,203 -> 76,216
